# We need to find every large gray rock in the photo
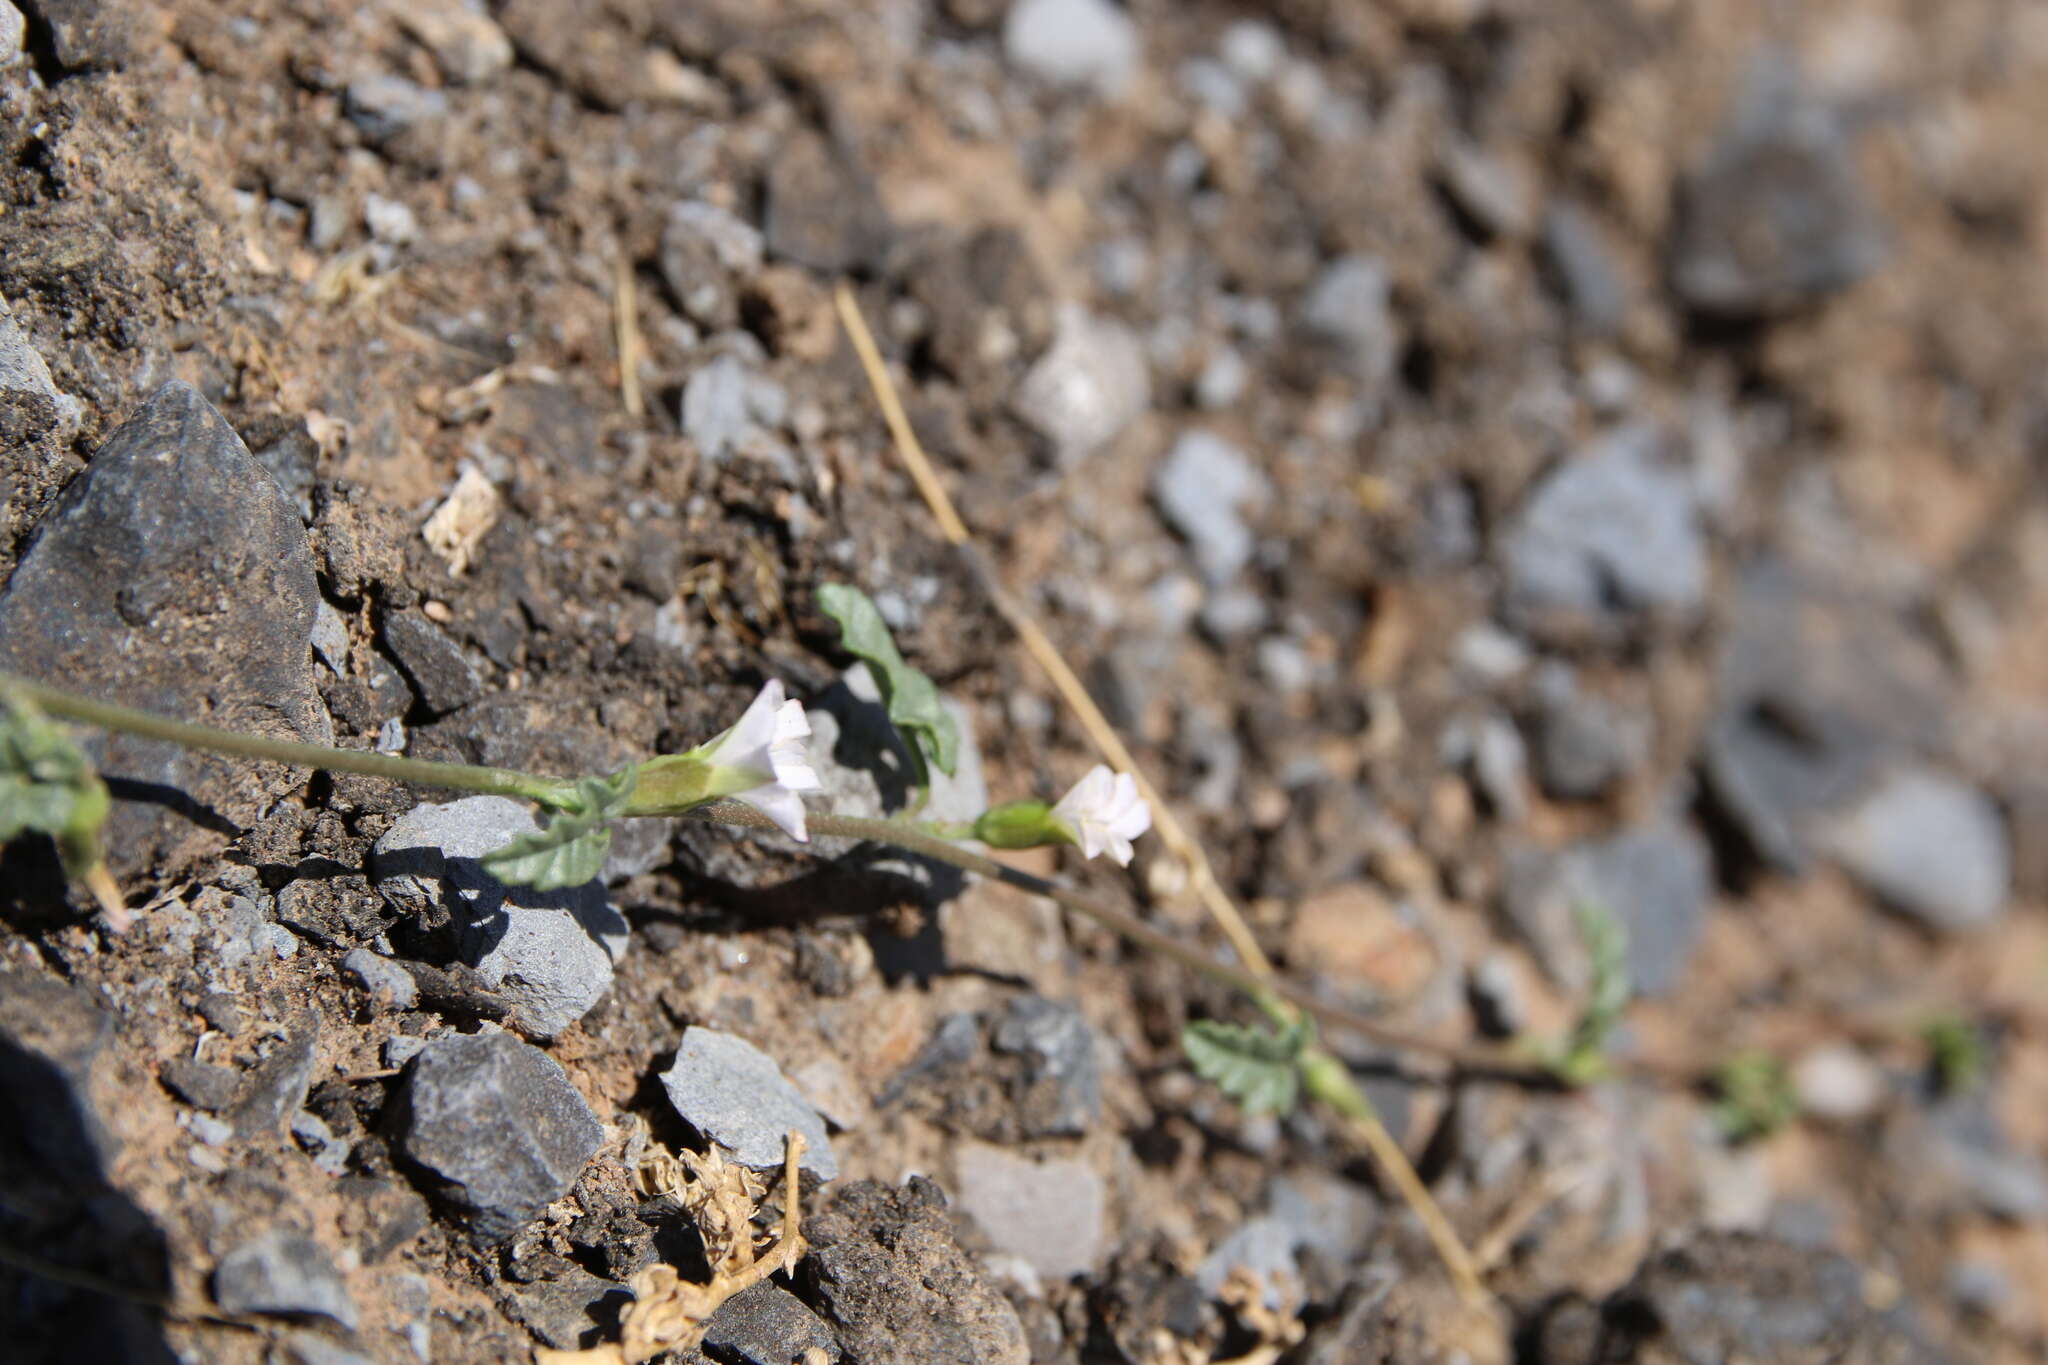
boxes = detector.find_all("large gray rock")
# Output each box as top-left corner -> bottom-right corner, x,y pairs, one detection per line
1698,557 -> 1951,873
1003,0 -> 1140,95
952,1142 -> 1107,1280
1503,424 -> 1705,638
395,1030 -> 603,1242
990,995 -> 1101,1138
0,3 -> 23,66
1672,58 -> 1883,318
702,1281 -> 841,1365
1531,667 -> 1651,801
0,295 -> 78,433
1503,819 -> 1713,997
807,1179 -> 1030,1365
0,381 -> 332,877
1151,431 -> 1269,586
659,200 -> 765,330
1297,254 -> 1399,390
372,797 -> 628,1039
1818,768 -> 2010,932
212,1230 -> 357,1329
658,1027 -> 837,1180
681,351 -> 788,465
1010,304 -> 1150,466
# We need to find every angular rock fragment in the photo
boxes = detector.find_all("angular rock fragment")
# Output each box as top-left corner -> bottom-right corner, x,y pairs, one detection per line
659,1027 -> 837,1180
0,381 -> 331,878
395,1031 -> 603,1242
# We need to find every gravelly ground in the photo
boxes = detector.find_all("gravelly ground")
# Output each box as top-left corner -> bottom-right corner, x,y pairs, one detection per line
3,2 -> 2047,1362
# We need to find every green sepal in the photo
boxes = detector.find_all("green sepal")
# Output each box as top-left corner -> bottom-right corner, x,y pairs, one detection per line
971,799 -> 1068,850
482,767 -> 638,892
625,753 -> 716,815
1182,1014 -> 1312,1116
817,583 -> 960,779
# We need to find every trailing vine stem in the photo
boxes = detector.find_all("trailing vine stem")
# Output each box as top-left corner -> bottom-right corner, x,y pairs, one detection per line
7,670 -> 1528,1303
3,671 -> 577,807
4,668 -> 1544,1071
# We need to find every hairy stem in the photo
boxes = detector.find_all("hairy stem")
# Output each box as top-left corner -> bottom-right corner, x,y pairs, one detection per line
692,803 -> 1532,1076
8,672 -> 1548,1085
2,671 -> 575,806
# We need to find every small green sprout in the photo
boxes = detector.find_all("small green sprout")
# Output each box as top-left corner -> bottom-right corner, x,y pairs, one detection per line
1921,1013 -> 1986,1097
1712,1049 -> 1798,1142
1529,901 -> 1632,1086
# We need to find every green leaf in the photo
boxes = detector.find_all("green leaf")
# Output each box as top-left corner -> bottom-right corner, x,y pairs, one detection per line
1182,1016 -> 1311,1116
481,768 -> 637,893
817,583 -> 960,779
0,692 -> 112,876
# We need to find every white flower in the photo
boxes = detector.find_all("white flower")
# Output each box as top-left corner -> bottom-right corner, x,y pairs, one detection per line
1050,764 -> 1151,866
702,679 -> 822,841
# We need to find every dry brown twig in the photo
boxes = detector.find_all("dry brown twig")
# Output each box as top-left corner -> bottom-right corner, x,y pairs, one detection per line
535,1131 -> 810,1365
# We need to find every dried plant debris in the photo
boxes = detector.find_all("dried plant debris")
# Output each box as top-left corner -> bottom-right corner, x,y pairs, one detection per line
538,1133 -> 810,1365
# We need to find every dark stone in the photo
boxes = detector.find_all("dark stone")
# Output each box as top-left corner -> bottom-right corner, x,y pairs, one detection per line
1672,57 -> 1884,318
241,414 -> 321,523
0,962 -> 117,1178
804,1179 -> 1029,1365
394,1031 -> 602,1242
702,1281 -> 841,1365
0,381 -> 332,879
990,995 -> 1101,1138
504,1264 -> 631,1350
1531,671 -> 1651,802
1562,1233 -> 1950,1364
1698,558 -> 1948,874
197,991 -> 243,1035
381,611 -> 483,716
763,131 -> 891,274
212,1230 -> 359,1330
231,1027 -> 322,1140
1887,1098 -> 2048,1224
1542,201 -> 1629,336
18,0 -> 133,69
1281,1272 -> 1469,1365
2003,777 -> 2048,900
906,227 -> 1056,404
159,1057 -> 241,1113
1502,425 -> 1705,641
1503,820 -> 1713,997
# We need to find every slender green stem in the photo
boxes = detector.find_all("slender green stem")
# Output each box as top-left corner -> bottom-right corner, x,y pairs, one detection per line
2,671 -> 575,806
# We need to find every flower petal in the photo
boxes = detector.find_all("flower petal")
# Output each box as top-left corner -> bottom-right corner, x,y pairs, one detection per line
736,782 -> 810,842
769,698 -> 821,791
710,678 -> 787,767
